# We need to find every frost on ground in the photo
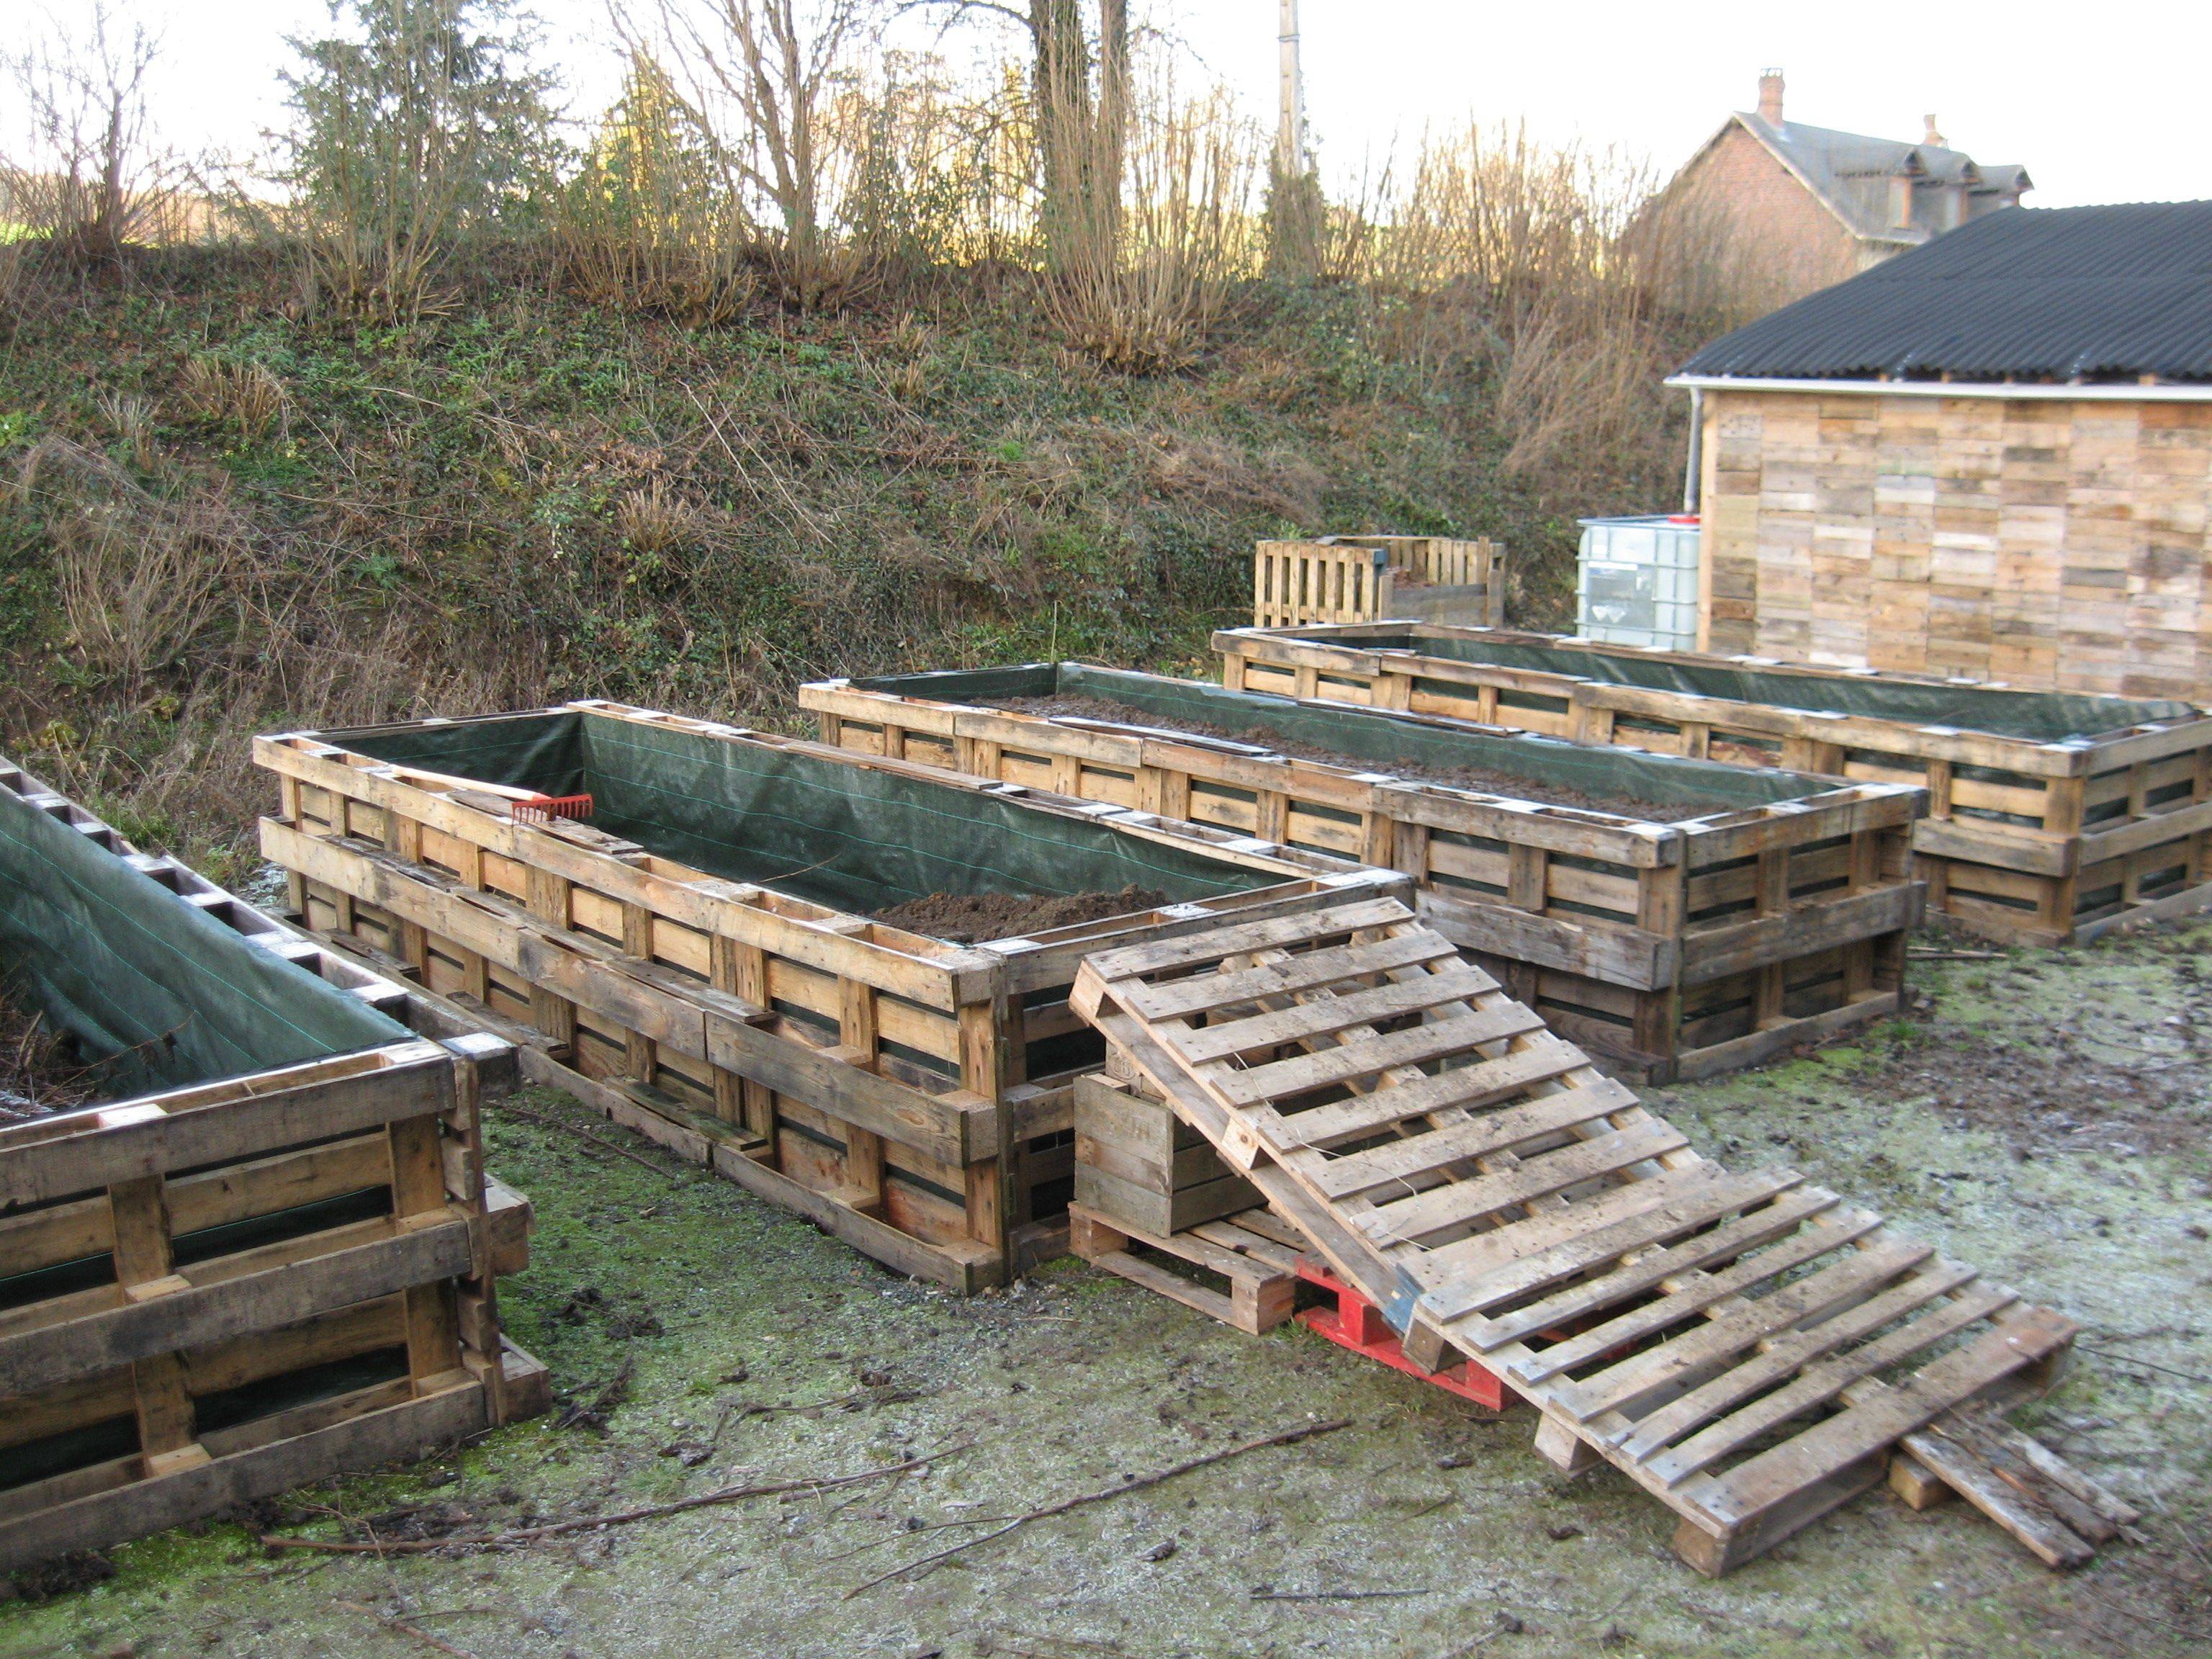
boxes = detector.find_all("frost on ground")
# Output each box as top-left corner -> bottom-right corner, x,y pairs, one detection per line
3,923 -> 2208,1659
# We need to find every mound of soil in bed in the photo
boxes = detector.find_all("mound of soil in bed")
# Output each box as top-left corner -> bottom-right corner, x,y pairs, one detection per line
989,694 -> 1736,822
873,885 -> 1169,943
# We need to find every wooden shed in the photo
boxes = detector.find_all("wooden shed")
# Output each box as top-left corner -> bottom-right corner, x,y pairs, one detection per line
1671,202 -> 2212,701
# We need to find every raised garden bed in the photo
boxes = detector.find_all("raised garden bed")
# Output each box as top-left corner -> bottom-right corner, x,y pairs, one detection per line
1214,622 -> 2212,947
254,701 -> 1406,1291
0,757 -> 541,1574
800,665 -> 1925,1082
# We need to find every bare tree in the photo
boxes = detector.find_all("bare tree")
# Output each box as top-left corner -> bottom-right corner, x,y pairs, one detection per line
905,0 -> 1127,275
0,1 -> 181,262
626,0 -> 881,309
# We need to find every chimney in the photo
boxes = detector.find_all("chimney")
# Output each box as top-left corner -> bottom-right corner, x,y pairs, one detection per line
1757,68 -> 1784,126
1923,114 -> 1947,148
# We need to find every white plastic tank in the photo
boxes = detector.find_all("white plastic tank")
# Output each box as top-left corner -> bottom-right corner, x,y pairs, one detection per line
1575,514 -> 1701,651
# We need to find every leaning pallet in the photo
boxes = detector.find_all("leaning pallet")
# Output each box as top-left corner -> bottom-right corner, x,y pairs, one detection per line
1069,896 -> 2125,1574
0,757 -> 544,1573
802,664 -> 1923,1082
1215,621 -> 2212,946
253,700 -> 1408,1293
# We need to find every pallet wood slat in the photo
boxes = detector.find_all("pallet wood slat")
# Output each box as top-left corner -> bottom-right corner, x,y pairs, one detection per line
1213,621 -> 2212,946
802,669 -> 1923,1082
255,701 -> 1411,1292
1070,896 -> 2094,1575
0,760 -> 547,1575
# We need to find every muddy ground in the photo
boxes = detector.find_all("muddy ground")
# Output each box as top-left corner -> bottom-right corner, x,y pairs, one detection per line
990,694 -> 1735,822
2,922 -> 2208,1659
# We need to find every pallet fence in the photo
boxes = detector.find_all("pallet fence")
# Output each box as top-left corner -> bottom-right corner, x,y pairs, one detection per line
1254,536 -> 1506,630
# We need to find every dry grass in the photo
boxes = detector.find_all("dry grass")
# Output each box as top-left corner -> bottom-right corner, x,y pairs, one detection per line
174,356 -> 291,439
0,991 -> 96,1119
12,437 -> 270,697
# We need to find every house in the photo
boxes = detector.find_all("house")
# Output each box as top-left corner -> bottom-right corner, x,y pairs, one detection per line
1669,200 -> 2212,699
1663,71 -> 2031,305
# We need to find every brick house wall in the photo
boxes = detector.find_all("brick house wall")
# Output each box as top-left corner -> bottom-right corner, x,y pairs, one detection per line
1671,125 -> 1867,305
1696,388 -> 2212,699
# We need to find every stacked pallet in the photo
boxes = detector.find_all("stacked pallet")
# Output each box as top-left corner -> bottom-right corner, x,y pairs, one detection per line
1066,896 -> 2121,1574
1254,536 -> 1506,629
0,759 -> 543,1573
255,701 -> 1408,1291
1216,621 -> 2212,945
804,666 -> 1923,1082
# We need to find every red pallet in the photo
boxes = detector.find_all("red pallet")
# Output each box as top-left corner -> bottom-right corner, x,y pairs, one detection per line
1295,1260 -> 1511,1411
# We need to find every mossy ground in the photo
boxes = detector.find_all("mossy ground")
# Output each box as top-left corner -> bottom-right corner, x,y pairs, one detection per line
2,921 -> 2207,1659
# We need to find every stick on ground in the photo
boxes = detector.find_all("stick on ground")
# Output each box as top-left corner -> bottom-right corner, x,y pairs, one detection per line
263,1449 -> 958,1557
843,1419 -> 1352,1596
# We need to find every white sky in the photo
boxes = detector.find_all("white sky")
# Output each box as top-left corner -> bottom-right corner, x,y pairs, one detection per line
11,0 -> 2212,208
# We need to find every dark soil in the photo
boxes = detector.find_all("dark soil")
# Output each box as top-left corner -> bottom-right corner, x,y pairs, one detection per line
871,884 -> 1169,943
0,1551 -> 114,1603
0,990 -> 97,1120
1856,940 -> 2212,1160
990,694 -> 1736,822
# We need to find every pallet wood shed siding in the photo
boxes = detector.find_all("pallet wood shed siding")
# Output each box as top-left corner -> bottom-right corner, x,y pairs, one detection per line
253,703 -> 1407,1292
1697,388 -> 2212,698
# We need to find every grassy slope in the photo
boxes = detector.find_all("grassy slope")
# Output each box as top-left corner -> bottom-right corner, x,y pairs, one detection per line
0,251 -> 1650,877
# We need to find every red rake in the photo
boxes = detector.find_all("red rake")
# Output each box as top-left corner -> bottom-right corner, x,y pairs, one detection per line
512,793 -> 595,824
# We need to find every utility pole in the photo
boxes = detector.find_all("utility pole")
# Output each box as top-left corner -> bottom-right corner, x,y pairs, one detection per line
1276,0 -> 1304,176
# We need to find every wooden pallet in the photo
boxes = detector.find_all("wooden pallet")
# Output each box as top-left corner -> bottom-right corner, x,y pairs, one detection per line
1255,536 -> 1506,629
1070,898 -> 2100,1574
804,665 -> 1922,1082
1068,1203 -> 1300,1335
0,757 -> 549,1573
256,701 -> 1408,1292
1215,621 -> 2212,946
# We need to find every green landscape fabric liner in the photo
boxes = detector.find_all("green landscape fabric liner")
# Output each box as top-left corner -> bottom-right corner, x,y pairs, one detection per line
849,663 -> 1820,814
1344,631 -> 2198,743
0,782 -> 412,1099
337,710 -> 1274,917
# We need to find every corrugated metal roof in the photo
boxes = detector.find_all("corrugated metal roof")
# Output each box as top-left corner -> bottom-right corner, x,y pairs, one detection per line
1680,202 -> 2212,382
